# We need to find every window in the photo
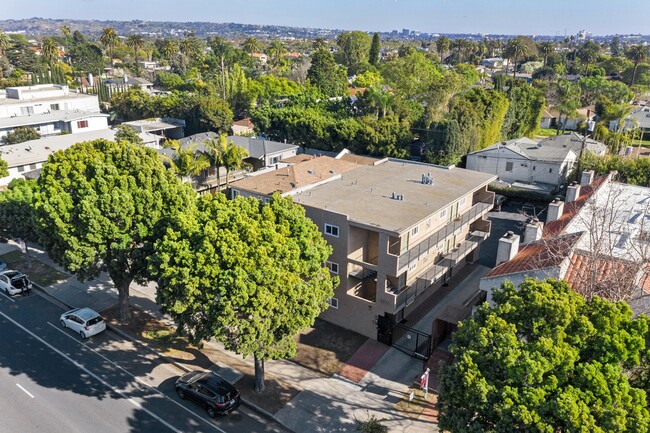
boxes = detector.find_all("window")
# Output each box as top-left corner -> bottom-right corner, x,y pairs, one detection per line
77,120 -> 89,128
411,226 -> 419,237
324,224 -> 339,237
50,103 -> 60,111
29,164 -> 37,170
326,261 -> 339,274
232,190 -> 240,198
20,106 -> 34,116
505,162 -> 513,172
439,209 -> 447,219
270,156 -> 279,164
17,165 -> 25,173
328,298 -> 339,309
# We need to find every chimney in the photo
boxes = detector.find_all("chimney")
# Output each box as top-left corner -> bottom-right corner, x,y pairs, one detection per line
524,218 -> 544,243
580,170 -> 594,186
566,181 -> 581,203
546,198 -> 565,223
496,231 -> 520,265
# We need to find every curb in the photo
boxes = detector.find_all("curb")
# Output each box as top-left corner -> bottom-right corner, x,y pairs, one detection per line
30,283 -> 295,433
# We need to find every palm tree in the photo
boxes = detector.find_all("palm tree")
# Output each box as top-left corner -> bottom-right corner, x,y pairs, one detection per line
0,30 -> 10,58
504,37 -> 530,79
162,140 -> 210,183
201,134 -> 228,191
125,34 -> 145,76
99,27 -> 119,70
161,39 -> 178,61
436,36 -> 450,64
209,37 -> 233,99
242,36 -> 260,59
537,41 -> 554,68
60,25 -> 71,40
577,41 -> 600,76
268,39 -> 287,68
625,45 -> 649,86
41,37 -> 59,71
223,140 -> 249,187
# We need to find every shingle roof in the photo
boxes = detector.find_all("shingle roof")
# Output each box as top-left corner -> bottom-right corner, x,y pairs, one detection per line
486,232 -> 583,278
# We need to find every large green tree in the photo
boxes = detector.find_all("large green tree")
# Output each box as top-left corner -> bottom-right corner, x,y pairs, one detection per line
368,32 -> 380,66
35,139 -> 195,322
1,126 -> 40,145
151,193 -> 337,392
625,45 -> 649,86
0,179 -> 38,243
0,156 -> 7,178
438,278 -> 650,433
307,48 -> 348,97
336,31 -> 372,74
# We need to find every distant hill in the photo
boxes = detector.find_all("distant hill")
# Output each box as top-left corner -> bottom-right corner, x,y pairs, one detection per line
0,18 -> 341,40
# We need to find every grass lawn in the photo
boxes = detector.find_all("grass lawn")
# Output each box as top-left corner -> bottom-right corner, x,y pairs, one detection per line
0,250 -> 69,287
535,129 -> 560,138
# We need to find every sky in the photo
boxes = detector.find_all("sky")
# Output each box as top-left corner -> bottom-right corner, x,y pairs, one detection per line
3,0 -> 649,36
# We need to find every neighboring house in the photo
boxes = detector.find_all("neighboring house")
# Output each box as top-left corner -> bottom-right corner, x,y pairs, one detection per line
0,111 -> 109,140
609,106 -> 650,140
231,118 -> 255,136
105,76 -> 154,91
122,117 -> 185,144
231,151 -> 497,340
251,53 -> 268,65
541,106 -> 594,131
0,128 -> 159,187
480,58 -> 507,68
466,133 -> 607,189
170,133 -> 299,190
480,171 -> 650,311
0,85 -> 103,140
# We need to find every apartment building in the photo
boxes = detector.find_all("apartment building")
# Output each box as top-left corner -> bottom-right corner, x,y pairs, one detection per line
0,84 -> 106,139
230,153 -> 497,339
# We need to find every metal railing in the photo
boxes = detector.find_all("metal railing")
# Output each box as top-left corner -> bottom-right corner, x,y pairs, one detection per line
393,198 -> 493,270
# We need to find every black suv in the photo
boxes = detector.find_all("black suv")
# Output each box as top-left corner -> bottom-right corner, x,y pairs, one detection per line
175,371 -> 241,417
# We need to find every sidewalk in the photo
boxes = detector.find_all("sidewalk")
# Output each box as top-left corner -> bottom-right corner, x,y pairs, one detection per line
0,240 -> 454,433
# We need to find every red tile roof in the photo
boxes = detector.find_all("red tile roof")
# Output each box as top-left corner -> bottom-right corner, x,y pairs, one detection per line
486,232 -> 583,278
543,176 -> 608,238
564,251 -> 642,299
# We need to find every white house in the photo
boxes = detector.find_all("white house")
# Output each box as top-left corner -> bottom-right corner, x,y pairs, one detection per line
0,84 -> 105,140
466,133 -> 607,189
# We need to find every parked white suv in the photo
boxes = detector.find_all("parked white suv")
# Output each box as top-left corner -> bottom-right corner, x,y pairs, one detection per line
60,307 -> 107,338
0,270 -> 33,296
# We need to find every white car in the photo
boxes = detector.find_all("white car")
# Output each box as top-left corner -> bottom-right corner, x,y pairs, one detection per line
60,307 -> 107,339
0,270 -> 32,296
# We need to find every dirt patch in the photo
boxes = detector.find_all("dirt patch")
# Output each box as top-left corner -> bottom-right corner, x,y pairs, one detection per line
291,318 -> 368,376
103,305 -> 302,414
395,387 -> 437,420
0,250 -> 69,287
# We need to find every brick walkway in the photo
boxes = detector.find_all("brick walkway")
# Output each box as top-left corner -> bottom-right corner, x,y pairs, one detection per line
336,338 -> 390,383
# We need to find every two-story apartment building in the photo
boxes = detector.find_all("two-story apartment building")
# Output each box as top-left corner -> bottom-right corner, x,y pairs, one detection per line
0,84 -> 107,140
230,153 -> 497,339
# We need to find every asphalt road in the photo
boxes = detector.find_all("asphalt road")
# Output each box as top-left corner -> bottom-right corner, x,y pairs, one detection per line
0,290 -> 289,433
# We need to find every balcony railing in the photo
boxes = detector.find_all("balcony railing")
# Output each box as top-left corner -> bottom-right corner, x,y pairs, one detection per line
389,230 -> 489,311
392,197 -> 494,271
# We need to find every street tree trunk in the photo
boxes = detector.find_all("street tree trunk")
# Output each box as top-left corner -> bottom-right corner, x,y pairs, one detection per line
254,354 -> 265,393
111,273 -> 133,323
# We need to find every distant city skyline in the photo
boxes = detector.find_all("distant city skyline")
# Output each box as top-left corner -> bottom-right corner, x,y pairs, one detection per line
3,0 -> 649,36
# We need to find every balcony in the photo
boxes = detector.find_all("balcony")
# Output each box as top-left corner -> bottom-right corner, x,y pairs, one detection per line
387,229 -> 490,312
391,194 -> 494,271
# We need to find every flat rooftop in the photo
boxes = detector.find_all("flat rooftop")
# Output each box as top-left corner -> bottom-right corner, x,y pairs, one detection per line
0,111 -> 107,129
0,91 -> 98,107
292,159 -> 496,234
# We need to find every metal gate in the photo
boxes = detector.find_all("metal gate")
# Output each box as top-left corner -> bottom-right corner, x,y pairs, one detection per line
392,323 -> 431,360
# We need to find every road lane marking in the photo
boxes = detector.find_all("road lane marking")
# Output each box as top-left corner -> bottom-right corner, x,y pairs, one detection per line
0,311 -> 182,433
0,291 -> 15,302
47,321 -> 226,433
16,383 -> 34,398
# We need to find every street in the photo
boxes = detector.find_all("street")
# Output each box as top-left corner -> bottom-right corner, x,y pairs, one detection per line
0,291 -> 289,433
